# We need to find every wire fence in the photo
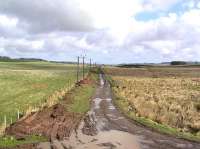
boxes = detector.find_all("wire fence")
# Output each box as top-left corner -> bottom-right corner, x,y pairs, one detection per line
0,68 -> 92,136
0,58 -> 94,136
0,78 -> 77,136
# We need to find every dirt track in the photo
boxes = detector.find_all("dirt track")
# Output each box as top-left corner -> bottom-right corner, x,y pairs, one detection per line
37,74 -> 200,149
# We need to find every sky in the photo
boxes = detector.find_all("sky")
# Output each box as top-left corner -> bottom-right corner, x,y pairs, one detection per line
0,0 -> 200,64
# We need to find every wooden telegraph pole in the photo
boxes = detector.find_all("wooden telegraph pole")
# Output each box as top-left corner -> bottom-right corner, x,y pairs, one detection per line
90,58 -> 92,70
76,56 -> 80,83
82,56 -> 85,79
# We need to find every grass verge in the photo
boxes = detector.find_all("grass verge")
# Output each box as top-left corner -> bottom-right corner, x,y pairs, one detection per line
0,135 -> 47,148
68,72 -> 99,113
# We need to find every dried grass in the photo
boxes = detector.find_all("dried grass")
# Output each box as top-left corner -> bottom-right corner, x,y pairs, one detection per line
113,76 -> 200,133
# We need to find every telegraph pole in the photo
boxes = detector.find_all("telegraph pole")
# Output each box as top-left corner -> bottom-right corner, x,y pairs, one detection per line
82,56 -> 85,79
90,58 -> 92,70
76,56 -> 80,83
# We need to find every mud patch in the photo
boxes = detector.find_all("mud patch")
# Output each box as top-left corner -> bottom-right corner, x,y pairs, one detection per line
82,112 -> 98,136
6,103 -> 82,140
78,78 -> 93,85
62,128 -> 140,149
98,142 -> 117,148
31,83 -> 48,89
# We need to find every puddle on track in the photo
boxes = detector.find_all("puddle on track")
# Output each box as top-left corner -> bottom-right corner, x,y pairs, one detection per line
62,127 -> 140,149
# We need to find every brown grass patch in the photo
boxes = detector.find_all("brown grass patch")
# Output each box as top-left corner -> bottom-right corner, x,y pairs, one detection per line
113,76 -> 200,134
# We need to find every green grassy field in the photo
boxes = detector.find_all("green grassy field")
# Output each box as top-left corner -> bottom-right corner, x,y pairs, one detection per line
0,61 -> 87,128
0,68 -> 98,148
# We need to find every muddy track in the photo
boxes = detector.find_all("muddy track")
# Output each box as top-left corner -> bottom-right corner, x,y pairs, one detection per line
38,74 -> 200,149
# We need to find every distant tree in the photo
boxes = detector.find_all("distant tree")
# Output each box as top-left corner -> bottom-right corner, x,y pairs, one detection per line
0,56 -> 12,62
0,56 -> 10,60
0,56 -> 47,62
170,61 -> 187,65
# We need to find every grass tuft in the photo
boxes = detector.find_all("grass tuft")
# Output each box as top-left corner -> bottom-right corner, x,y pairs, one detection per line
0,135 -> 47,148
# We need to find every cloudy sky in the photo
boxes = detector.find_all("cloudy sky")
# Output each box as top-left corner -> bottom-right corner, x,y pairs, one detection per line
0,0 -> 200,64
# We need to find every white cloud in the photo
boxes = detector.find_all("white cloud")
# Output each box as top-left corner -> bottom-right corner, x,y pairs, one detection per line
0,0 -> 141,34
0,0 -> 200,63
0,15 -> 26,38
181,9 -> 200,27
0,0 -> 94,33
0,38 -> 45,54
80,0 -> 142,30
0,15 -> 18,27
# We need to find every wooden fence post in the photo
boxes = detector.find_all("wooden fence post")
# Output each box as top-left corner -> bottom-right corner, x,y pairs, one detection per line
77,56 -> 80,83
4,115 -> 6,128
17,110 -> 20,120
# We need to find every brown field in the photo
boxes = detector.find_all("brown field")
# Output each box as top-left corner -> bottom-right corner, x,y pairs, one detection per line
104,66 -> 200,136
104,66 -> 200,78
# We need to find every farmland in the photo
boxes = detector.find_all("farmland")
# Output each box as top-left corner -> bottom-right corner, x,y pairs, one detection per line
0,61 -> 87,130
104,66 -> 200,140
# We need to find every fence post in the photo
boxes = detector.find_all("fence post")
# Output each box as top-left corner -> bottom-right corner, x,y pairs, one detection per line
17,110 -> 20,120
77,56 -> 80,83
82,56 -> 85,79
4,115 -> 6,128
90,58 -> 92,70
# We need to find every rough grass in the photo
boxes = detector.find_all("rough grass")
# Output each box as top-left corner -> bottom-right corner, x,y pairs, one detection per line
68,73 -> 98,113
0,135 -> 47,148
105,66 -> 200,141
0,61 -> 87,128
114,95 -> 200,142
113,77 -> 200,138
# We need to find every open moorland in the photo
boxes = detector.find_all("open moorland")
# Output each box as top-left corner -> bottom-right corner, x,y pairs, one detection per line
104,66 -> 200,140
0,61 -> 87,131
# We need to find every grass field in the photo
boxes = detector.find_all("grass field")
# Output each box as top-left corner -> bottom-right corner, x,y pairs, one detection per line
0,68 -> 98,148
104,66 -> 200,141
0,61 -> 88,129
